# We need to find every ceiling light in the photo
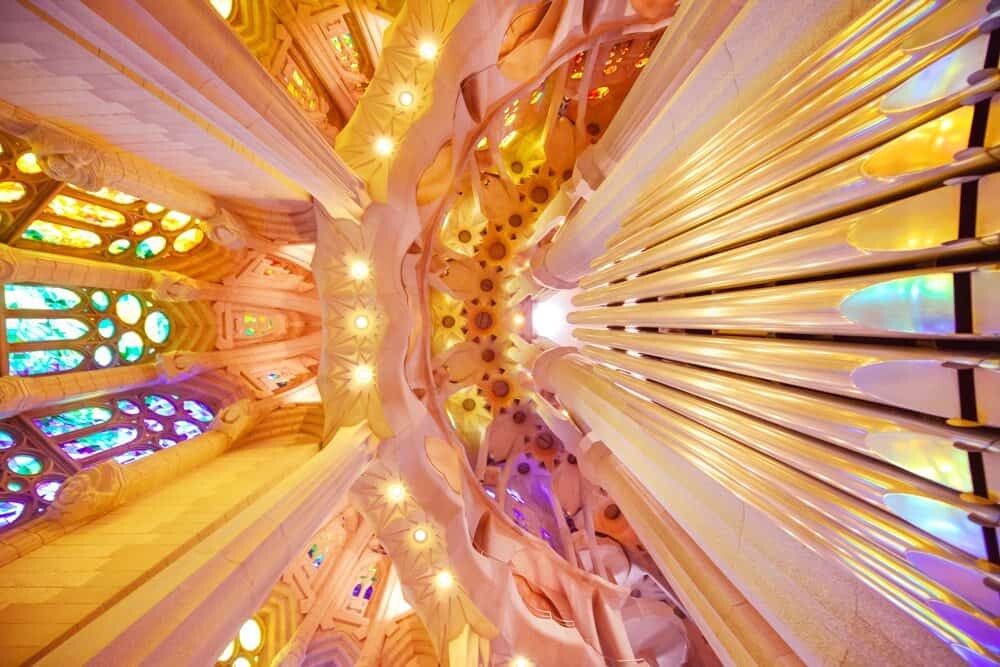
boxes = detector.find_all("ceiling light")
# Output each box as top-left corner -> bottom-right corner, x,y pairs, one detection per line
418,40 -> 438,60
412,527 -> 428,544
434,570 -> 453,589
349,260 -> 370,279
354,365 -> 374,384
354,314 -> 370,330
512,313 -> 525,327
386,483 -> 406,502
510,658 -> 533,667
374,136 -> 394,156
398,90 -> 415,107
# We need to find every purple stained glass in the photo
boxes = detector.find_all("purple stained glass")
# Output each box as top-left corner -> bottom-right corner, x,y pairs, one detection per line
143,418 -> 164,433
352,583 -> 362,597
114,448 -> 154,465
158,438 -> 178,449
173,420 -> 202,440
60,426 -> 138,460
183,400 -> 214,423
117,399 -> 141,415
363,586 -> 374,600
144,394 -> 176,416
35,479 -> 62,502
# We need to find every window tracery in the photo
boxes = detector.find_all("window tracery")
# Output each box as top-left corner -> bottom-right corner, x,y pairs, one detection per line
2,284 -> 176,376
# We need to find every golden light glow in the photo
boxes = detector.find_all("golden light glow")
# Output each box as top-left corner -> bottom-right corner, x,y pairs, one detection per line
398,90 -> 415,107
434,570 -> 454,589
218,640 -> 235,661
353,365 -> 374,384
15,153 -> 41,175
238,618 -> 262,651
145,202 -> 165,214
475,136 -> 488,151
374,136 -> 395,156
386,482 -> 406,502
510,658 -> 533,667
513,313 -> 525,327
349,260 -> 370,279
412,527 -> 429,544
210,0 -> 234,19
418,40 -> 439,60
354,314 -> 370,330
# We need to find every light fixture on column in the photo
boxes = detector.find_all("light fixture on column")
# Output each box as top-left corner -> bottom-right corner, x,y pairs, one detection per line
398,90 -> 415,107
412,527 -> 429,544
510,658 -> 533,667
386,482 -> 406,503
418,39 -> 438,60
353,364 -> 374,385
354,313 -> 370,330
374,136 -> 394,156
434,570 -> 454,589
349,260 -> 370,280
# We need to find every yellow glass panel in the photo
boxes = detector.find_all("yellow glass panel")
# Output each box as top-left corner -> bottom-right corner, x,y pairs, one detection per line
0,181 -> 27,203
238,618 -> 262,652
145,202 -> 165,214
47,195 -> 125,228
161,210 -> 191,231
131,220 -> 153,235
862,106 -> 973,179
69,185 -> 139,205
15,153 -> 41,175
881,36 -> 987,113
173,227 -> 205,253
210,0 -> 234,19
22,221 -> 102,248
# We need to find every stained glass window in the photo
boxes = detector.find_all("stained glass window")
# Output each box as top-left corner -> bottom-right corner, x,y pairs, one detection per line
2,284 -> 174,377
0,423 -> 72,530
216,617 -> 264,667
281,58 -> 320,113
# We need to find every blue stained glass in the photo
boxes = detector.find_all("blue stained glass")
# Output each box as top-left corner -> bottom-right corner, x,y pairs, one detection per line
6,481 -> 22,492
4,285 -> 80,310
158,438 -> 178,448
363,585 -> 373,600
0,431 -> 15,450
117,399 -> 140,415
144,395 -> 176,416
33,406 -> 113,436
144,312 -> 171,344
183,400 -> 214,423
9,349 -> 85,376
35,480 -> 61,502
143,418 -> 164,433
841,273 -> 955,334
90,290 -> 110,311
173,420 -> 202,440
114,449 -> 154,465
352,583 -> 362,597
0,501 -> 24,527
6,318 -> 88,343
60,426 -> 138,460
98,318 -> 115,338
313,555 -> 324,568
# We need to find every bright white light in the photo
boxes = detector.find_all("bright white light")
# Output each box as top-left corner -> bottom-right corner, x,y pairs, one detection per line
510,658 -> 533,667
434,570 -> 454,589
354,365 -> 374,384
354,314 -> 370,330
418,40 -> 438,60
412,527 -> 428,543
386,482 -> 405,502
531,289 -> 578,346
374,136 -> 394,156
349,260 -> 370,279
398,90 -> 415,107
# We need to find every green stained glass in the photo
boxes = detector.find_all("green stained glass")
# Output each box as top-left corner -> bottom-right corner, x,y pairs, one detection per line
94,345 -> 113,367
135,236 -> 166,259
118,331 -> 143,362
4,285 -> 80,310
144,311 -> 171,343
144,395 -> 176,416
98,318 -> 115,338
9,349 -> 85,376
6,318 -> 88,343
6,481 -> 23,492
35,480 -> 61,502
60,426 -> 138,460
7,453 -> 42,476
108,239 -> 130,255
33,406 -> 113,437
0,431 -> 15,450
0,501 -> 24,527
90,290 -> 110,311
115,294 -> 142,324
22,221 -> 102,249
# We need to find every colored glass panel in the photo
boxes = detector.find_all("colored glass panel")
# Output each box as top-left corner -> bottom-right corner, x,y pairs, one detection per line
131,220 -> 153,235
22,221 -> 101,249
118,331 -> 144,362
0,431 -> 15,450
72,185 -> 138,205
6,318 -> 88,343
4,284 -> 80,310
114,449 -> 154,465
143,418 -> 164,433
135,236 -> 167,258
0,501 -> 24,527
47,194 -> 125,228
15,153 -> 41,174
173,228 -> 205,253
161,211 -> 191,231
159,438 -> 178,448
0,181 -> 26,203
108,239 -> 130,255
94,345 -> 113,367
117,399 -> 141,415
97,318 -> 115,338
9,349 -> 85,375
144,394 -> 176,416
145,202 -> 165,215
183,400 -> 214,423
60,426 -> 138,460
90,290 -> 110,311
115,294 -> 142,324
841,273 -> 955,334
239,619 -> 262,651
173,420 -> 202,440
7,454 -> 42,476
33,406 -> 113,436
6,481 -> 22,491
35,480 -> 61,502
144,311 -> 170,343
